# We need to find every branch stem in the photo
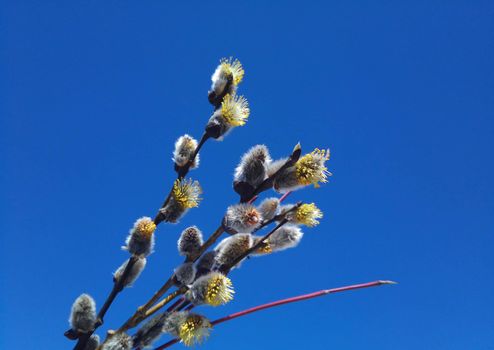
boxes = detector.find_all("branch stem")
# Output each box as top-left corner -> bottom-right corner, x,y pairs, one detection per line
153,280 -> 396,350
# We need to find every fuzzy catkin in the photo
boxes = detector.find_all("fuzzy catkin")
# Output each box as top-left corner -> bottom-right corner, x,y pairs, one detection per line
124,217 -> 155,257
177,226 -> 203,257
173,134 -> 199,169
257,197 -> 280,221
223,203 -> 262,233
101,332 -> 133,350
84,335 -> 100,350
205,109 -> 232,140
186,272 -> 234,306
273,165 -> 301,193
195,251 -> 216,278
214,233 -> 253,270
113,257 -> 147,287
133,312 -> 168,348
268,224 -> 304,251
234,145 -> 272,188
163,311 -> 188,336
69,294 -> 96,333
174,262 -> 197,286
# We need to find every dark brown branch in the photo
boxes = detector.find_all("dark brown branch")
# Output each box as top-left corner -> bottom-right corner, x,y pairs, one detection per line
70,256 -> 139,349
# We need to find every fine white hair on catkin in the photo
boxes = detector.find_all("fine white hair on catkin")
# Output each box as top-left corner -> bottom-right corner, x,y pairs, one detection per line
195,250 -> 216,278
177,226 -> 203,257
69,294 -> 96,333
113,257 -> 147,287
205,109 -> 232,141
234,145 -> 272,188
133,312 -> 169,349
268,224 -> 304,251
173,134 -> 200,169
101,332 -> 133,350
257,197 -> 280,221
123,217 -> 155,257
84,335 -> 100,350
214,233 -> 253,270
174,262 -> 197,286
163,311 -> 188,336
223,203 -> 262,234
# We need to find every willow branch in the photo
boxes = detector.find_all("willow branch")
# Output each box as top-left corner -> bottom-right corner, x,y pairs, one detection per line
154,280 -> 397,350
71,133 -> 208,349
117,147 -> 302,333
154,133 -> 209,225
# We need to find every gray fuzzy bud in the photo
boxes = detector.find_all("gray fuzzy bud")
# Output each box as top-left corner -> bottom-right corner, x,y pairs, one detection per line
257,197 -> 280,221
69,294 -> 96,333
173,134 -> 199,169
101,332 -> 133,350
234,145 -> 272,188
163,311 -> 188,336
177,226 -> 203,257
214,233 -> 253,270
84,335 -> 100,350
114,257 -> 147,287
123,217 -> 156,257
174,263 -> 197,286
133,312 -> 169,348
195,251 -> 216,278
273,166 -> 302,193
159,198 -> 186,223
223,203 -> 262,234
268,224 -> 304,251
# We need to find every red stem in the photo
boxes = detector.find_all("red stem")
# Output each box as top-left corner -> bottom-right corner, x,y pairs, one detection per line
278,191 -> 292,203
153,280 -> 395,350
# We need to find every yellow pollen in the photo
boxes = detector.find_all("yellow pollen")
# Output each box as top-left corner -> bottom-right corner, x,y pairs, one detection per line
221,94 -> 250,127
295,203 -> 323,227
178,315 -> 211,346
205,274 -> 234,306
220,57 -> 244,85
256,240 -> 272,254
295,148 -> 331,187
172,179 -> 202,209
136,219 -> 156,239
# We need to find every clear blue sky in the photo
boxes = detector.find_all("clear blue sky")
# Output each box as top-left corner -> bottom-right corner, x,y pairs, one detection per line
1,1 -> 493,349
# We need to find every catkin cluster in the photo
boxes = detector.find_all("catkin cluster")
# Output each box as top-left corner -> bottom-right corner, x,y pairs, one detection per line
66,57 -> 331,350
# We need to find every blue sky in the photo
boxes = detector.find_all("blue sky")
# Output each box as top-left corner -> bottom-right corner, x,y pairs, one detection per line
1,1 -> 493,349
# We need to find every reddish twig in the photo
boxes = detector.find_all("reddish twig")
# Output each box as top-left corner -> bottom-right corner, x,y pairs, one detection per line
153,280 -> 396,349
278,190 -> 292,203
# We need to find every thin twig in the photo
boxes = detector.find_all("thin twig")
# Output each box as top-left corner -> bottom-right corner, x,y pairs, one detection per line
71,256 -> 139,349
153,280 -> 397,350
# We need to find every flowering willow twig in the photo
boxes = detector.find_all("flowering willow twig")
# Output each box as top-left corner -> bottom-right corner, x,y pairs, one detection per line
69,134 -> 208,350
118,147 -> 303,332
153,280 -> 397,350
133,208 -> 302,322
218,217 -> 291,274
131,200 -> 301,323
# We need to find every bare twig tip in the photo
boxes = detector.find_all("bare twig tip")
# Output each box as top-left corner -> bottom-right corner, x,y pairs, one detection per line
379,280 -> 398,285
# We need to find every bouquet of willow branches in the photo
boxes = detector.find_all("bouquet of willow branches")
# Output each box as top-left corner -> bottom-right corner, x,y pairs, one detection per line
64,57 -> 395,350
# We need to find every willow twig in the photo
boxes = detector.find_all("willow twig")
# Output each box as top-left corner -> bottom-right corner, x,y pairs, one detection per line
118,147 -> 302,332
71,133 -> 208,350
153,280 -> 397,350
